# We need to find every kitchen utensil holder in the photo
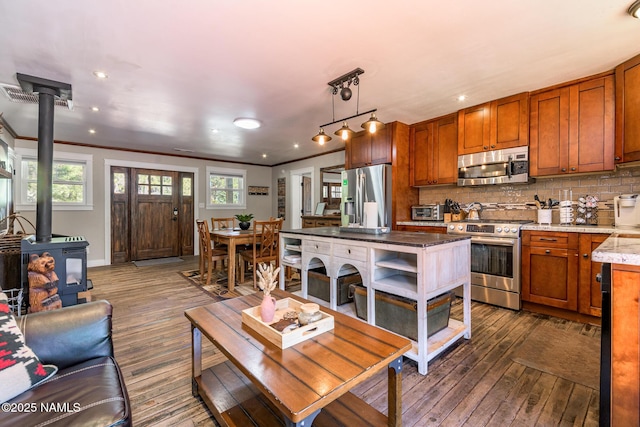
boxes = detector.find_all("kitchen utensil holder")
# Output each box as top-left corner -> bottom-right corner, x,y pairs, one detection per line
537,209 -> 552,224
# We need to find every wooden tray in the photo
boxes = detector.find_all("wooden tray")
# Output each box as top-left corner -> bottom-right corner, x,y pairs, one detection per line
241,297 -> 334,349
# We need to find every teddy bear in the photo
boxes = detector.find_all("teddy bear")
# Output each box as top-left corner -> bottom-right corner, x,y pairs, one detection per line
27,252 -> 62,313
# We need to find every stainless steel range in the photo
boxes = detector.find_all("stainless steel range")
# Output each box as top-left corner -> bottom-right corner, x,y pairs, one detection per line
447,219 -> 532,310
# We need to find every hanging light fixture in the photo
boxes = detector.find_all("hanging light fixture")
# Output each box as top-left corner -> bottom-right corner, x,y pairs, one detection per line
629,0 -> 640,17
312,128 -> 331,145
334,121 -> 355,140
312,67 -> 384,144
361,113 -> 386,133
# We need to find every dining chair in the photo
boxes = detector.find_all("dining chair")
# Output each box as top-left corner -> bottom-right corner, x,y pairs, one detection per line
211,217 -> 234,231
196,219 -> 229,287
238,219 -> 282,288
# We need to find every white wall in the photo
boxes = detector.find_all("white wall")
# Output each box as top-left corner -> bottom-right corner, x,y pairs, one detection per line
272,151 -> 345,230
13,139 -> 273,266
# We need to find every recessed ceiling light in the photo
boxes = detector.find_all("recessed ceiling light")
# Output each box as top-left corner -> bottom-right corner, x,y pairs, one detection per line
457,95 -> 467,102
93,71 -> 108,79
91,106 -> 100,112
262,154 -> 267,158
211,128 -> 219,133
88,129 -> 96,134
233,118 -> 261,129
294,143 -> 299,148
629,0 -> 640,18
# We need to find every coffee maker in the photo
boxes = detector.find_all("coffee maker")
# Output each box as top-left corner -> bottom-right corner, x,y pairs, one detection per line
614,194 -> 640,229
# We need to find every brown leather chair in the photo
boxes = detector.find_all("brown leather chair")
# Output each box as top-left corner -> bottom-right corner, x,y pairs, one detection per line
196,220 -> 229,286
238,219 -> 282,288
0,300 -> 131,426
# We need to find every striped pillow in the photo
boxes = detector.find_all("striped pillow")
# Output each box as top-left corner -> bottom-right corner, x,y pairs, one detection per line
0,292 -> 57,403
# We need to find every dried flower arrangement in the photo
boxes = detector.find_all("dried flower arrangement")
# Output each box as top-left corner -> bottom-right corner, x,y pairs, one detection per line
256,263 -> 280,296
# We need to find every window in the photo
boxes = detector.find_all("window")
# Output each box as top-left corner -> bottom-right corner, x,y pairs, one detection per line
16,148 -> 93,211
206,166 -> 246,209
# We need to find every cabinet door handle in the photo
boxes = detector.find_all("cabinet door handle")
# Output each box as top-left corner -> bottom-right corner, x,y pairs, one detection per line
583,253 -> 589,258
539,238 -> 557,241
615,156 -> 621,161
347,249 -> 351,254
571,167 -> 576,171
561,168 -> 567,172
545,250 -> 551,254
483,146 -> 489,150
491,144 -> 496,148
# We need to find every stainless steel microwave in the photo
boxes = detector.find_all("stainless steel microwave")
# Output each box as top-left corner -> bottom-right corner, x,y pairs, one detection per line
457,146 -> 531,186
411,204 -> 444,221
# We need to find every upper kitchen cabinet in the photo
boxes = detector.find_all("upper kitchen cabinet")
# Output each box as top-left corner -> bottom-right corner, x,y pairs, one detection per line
410,113 -> 458,186
615,53 -> 640,163
457,92 -> 529,155
345,126 -> 391,169
530,74 -> 614,177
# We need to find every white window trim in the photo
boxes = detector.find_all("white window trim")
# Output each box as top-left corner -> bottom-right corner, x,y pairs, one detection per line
15,147 -> 94,211
206,165 -> 246,209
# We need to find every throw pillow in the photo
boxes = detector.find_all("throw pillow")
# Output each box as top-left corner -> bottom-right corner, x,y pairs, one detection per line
0,291 -> 57,403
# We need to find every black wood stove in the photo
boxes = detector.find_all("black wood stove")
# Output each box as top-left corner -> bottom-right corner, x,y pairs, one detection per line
15,74 -> 90,309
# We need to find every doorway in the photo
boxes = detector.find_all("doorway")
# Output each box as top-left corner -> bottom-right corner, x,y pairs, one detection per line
289,167 -> 314,229
110,166 -> 194,263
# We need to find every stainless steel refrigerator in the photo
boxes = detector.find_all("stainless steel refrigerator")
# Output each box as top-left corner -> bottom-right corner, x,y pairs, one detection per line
340,164 -> 392,232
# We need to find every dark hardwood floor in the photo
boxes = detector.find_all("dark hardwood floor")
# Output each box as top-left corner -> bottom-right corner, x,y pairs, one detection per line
89,256 -> 600,426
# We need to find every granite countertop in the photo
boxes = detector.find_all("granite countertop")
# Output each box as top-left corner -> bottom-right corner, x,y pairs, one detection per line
397,221 -> 631,235
280,227 -> 470,248
521,223 -> 620,234
592,232 -> 640,265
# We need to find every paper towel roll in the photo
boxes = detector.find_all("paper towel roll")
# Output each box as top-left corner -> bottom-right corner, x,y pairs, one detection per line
364,202 -> 378,228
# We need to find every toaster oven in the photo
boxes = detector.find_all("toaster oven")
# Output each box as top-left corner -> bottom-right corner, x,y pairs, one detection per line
411,204 -> 444,221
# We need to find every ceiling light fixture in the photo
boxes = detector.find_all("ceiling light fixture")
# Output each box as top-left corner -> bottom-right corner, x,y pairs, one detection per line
88,129 -> 96,134
93,71 -> 108,79
91,106 -> 99,112
629,0 -> 640,17
233,117 -> 261,129
312,67 -> 384,144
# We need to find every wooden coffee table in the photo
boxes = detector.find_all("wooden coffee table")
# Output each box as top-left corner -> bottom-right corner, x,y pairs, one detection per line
185,289 -> 412,426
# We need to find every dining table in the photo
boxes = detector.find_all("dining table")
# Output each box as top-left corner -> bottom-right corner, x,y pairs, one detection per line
210,228 -> 260,292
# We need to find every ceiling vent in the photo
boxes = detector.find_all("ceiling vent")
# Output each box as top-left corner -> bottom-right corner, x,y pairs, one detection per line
0,83 -> 73,110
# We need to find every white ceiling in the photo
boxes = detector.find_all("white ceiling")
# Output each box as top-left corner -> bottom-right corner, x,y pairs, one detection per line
1,1 -> 640,166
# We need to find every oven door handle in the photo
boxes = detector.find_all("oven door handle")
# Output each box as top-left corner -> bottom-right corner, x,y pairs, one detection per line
471,237 -> 518,246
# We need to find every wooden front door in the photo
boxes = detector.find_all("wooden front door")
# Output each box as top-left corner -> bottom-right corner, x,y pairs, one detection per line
111,167 -> 194,262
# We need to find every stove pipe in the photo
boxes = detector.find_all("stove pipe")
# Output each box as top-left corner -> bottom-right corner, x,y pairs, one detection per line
16,74 -> 72,243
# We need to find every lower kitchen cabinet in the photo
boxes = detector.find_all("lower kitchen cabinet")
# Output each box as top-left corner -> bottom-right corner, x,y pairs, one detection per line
610,263 -> 640,426
522,230 -> 606,322
578,233 -> 607,317
396,225 -> 447,234
522,231 -> 579,310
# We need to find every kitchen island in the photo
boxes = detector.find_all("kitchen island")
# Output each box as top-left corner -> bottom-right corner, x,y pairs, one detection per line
279,227 -> 471,375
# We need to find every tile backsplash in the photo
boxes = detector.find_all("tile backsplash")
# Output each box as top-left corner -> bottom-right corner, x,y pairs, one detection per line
418,165 -> 640,226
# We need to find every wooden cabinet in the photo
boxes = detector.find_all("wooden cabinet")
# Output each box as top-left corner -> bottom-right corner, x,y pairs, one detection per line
615,53 -> 640,163
457,92 -> 529,155
521,231 -> 579,310
522,230 -> 608,321
301,215 -> 341,228
396,225 -> 447,234
530,75 -> 614,176
345,126 -> 391,169
578,233 -> 607,317
610,263 -> 640,426
410,113 -> 458,186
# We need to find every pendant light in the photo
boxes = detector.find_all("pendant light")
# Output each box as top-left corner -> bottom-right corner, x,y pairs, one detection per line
334,122 -> 355,141
312,128 -> 331,145
313,68 -> 385,144
361,113 -> 385,133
